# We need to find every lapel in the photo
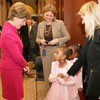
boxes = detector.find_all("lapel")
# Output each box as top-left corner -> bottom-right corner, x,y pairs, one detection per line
41,21 -> 45,39
52,21 -> 56,39
40,21 -> 56,39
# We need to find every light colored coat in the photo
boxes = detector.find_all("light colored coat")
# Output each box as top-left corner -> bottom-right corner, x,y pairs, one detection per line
36,20 -> 70,92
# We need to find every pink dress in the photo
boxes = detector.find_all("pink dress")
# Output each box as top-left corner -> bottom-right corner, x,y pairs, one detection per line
45,60 -> 80,100
70,58 -> 83,89
69,58 -> 83,100
0,21 -> 27,100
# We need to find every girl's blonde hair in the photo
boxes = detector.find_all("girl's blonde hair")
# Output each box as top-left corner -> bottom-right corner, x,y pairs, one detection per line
8,2 -> 31,20
78,1 -> 100,39
43,4 -> 57,21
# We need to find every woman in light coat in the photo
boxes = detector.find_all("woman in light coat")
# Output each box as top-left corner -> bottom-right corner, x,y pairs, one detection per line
36,4 -> 70,92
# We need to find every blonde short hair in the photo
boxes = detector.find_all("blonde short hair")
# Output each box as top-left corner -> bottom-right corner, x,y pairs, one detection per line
43,4 -> 57,21
78,1 -> 100,39
8,2 -> 31,20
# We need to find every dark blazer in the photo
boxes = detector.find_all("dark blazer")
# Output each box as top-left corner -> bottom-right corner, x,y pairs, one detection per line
20,25 -> 30,48
29,22 -> 37,49
19,25 -> 30,61
67,28 -> 100,93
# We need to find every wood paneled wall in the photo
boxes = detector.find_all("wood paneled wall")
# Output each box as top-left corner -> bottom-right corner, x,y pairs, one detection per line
0,0 -> 7,26
46,0 -> 54,4
64,0 -> 97,46
46,0 -> 64,20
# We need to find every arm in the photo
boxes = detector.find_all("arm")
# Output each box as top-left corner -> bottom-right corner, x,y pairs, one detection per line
67,54 -> 84,76
49,62 -> 58,82
67,38 -> 91,76
5,34 -> 27,68
36,24 -> 47,45
57,76 -> 76,86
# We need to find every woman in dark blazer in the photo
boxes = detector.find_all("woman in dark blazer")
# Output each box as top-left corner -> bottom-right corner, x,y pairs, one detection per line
65,1 -> 100,100
36,5 -> 70,92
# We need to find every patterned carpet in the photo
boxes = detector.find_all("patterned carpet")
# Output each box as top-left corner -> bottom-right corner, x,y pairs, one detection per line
36,81 -> 46,100
22,77 -> 36,100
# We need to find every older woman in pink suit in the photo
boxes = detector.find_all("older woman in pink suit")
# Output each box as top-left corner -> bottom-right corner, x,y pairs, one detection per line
0,2 -> 30,100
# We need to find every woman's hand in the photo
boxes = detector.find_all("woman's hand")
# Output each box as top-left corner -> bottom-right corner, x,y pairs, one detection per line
40,39 -> 47,45
23,66 -> 30,73
48,39 -> 58,45
78,88 -> 83,92
57,73 -> 64,78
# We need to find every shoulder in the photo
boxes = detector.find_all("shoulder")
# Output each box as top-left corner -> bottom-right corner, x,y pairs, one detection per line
52,61 -> 58,65
32,23 -> 37,29
52,20 -> 64,28
32,22 -> 37,26
71,58 -> 78,63
1,24 -> 17,41
51,61 -> 58,68
53,19 -> 64,24
66,60 -> 73,69
2,29 -> 13,38
38,21 -> 45,26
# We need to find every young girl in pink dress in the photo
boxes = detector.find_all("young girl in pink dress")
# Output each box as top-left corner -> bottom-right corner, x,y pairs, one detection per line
45,46 -> 80,100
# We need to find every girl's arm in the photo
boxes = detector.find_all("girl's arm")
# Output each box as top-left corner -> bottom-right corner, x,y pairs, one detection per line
36,23 -> 47,45
49,62 -> 58,82
57,76 -> 76,86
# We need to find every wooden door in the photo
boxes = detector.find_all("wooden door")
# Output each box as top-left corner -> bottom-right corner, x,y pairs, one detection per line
53,0 -> 64,20
64,0 -> 98,46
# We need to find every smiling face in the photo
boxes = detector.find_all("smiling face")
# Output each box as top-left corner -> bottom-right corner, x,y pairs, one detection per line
43,11 -> 54,23
13,17 -> 26,29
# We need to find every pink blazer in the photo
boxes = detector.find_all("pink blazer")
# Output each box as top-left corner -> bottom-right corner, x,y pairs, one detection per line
0,21 -> 27,69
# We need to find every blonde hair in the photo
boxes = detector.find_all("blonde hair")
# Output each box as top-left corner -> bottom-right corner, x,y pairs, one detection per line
78,1 -> 100,39
8,2 -> 31,20
43,4 -> 57,21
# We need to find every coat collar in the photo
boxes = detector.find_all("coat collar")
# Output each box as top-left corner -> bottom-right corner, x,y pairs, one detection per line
41,21 -> 56,39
